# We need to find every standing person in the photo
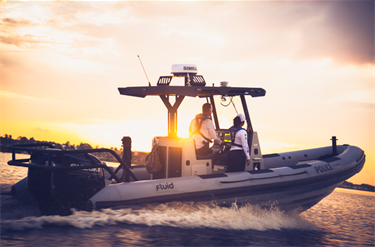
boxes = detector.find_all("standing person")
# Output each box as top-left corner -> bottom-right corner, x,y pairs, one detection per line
226,114 -> 251,172
189,103 -> 222,155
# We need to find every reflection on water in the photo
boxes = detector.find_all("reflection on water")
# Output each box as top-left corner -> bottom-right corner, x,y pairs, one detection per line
334,187 -> 375,197
301,189 -> 375,246
0,153 -> 29,193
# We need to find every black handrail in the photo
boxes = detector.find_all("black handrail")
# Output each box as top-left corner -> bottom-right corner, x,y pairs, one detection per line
7,143 -> 138,182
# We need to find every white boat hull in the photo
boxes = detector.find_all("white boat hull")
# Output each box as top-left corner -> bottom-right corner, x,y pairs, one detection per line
89,145 -> 365,212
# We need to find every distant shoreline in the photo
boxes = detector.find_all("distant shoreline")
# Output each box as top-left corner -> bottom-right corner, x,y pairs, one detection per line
337,181 -> 375,192
0,150 -> 149,166
0,134 -> 149,165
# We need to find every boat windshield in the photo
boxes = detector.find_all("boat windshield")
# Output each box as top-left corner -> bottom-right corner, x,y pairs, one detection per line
213,95 -> 247,130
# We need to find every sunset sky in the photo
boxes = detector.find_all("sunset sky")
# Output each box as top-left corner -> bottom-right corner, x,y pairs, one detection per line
1,1 -> 374,185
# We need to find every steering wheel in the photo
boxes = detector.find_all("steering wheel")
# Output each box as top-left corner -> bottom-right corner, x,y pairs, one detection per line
219,142 -> 231,152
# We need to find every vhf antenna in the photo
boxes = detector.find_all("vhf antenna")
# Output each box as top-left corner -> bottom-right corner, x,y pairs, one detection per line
137,55 -> 151,86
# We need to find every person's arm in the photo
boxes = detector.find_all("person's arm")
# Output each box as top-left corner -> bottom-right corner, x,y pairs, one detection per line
240,130 -> 250,160
206,120 -> 222,144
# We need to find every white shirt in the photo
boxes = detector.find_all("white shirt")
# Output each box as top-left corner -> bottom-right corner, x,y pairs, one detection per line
230,129 -> 250,160
189,115 -> 222,149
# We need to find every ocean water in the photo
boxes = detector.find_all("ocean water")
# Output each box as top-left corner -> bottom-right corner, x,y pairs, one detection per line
1,152 -> 374,246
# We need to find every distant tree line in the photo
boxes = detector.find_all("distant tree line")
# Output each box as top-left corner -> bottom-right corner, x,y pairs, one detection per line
338,181 -> 375,192
0,134 -> 148,165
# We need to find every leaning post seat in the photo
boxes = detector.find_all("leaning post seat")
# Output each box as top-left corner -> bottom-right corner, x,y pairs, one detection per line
150,136 -> 213,179
193,139 -> 214,160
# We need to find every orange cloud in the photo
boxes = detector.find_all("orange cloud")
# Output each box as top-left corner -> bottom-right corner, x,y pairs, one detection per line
1,17 -> 36,27
0,17 -> 54,48
33,127 -> 49,133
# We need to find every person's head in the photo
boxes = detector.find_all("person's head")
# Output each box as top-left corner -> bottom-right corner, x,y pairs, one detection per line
202,103 -> 212,116
233,114 -> 245,128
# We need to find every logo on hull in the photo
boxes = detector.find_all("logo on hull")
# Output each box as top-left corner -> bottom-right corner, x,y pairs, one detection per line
183,66 -> 197,71
315,164 -> 333,173
156,182 -> 174,191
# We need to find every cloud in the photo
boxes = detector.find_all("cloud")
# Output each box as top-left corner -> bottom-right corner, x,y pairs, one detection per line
1,17 -> 36,27
2,1 -> 373,66
202,1 -> 374,66
293,1 -> 374,65
0,34 -> 55,47
0,90 -> 60,103
0,17 -> 55,48
0,90 -> 36,100
33,127 -> 49,133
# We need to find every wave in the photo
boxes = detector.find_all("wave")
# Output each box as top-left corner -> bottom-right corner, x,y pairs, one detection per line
1,202 -> 319,232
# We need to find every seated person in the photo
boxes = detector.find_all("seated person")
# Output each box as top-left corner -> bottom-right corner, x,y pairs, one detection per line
226,114 -> 251,172
189,103 -> 222,155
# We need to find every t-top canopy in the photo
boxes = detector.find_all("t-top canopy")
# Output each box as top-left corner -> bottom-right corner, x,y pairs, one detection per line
118,86 -> 266,98
118,67 -> 266,138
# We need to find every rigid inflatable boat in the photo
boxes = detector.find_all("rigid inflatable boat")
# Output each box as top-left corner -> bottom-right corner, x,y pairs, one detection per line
8,64 -> 365,215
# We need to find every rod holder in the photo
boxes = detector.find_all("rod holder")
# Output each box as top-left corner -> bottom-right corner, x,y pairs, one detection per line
331,136 -> 338,155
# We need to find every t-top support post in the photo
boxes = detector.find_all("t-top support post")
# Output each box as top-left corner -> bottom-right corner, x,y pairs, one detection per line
240,95 -> 254,153
159,95 -> 185,138
209,96 -> 220,130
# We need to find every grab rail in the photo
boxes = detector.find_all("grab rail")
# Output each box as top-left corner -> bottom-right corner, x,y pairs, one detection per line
220,171 -> 308,184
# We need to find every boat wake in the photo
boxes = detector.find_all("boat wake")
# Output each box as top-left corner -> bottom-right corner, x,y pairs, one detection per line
1,200 -> 319,232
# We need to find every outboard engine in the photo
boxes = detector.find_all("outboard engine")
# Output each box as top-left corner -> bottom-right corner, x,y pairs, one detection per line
8,143 -> 129,216
27,152 -> 61,215
50,153 -> 105,213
